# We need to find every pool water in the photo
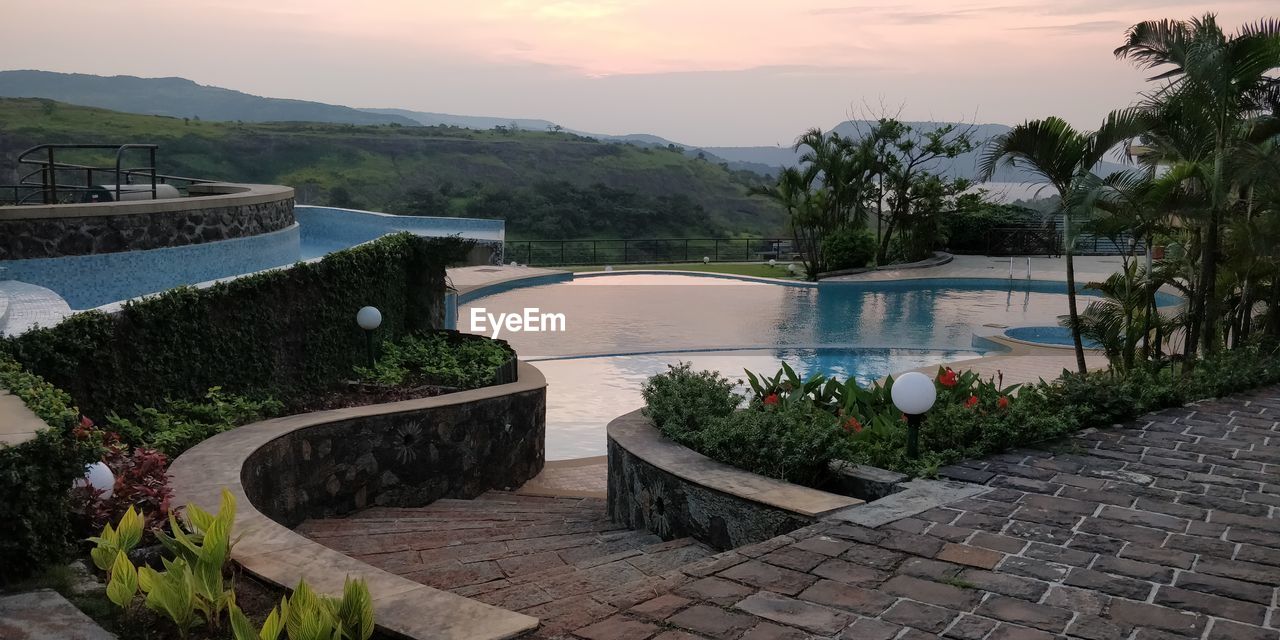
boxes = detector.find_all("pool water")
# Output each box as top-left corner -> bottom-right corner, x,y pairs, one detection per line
1006,325 -> 1101,348
462,273 -> 1109,459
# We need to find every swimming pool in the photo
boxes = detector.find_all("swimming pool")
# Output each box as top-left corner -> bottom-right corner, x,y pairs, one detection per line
1005,325 -> 1102,348
0,206 -> 503,310
461,272 -> 1149,459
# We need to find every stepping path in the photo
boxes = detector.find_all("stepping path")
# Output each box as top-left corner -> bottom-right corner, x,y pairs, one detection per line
295,492 -> 718,637
299,387 -> 1280,639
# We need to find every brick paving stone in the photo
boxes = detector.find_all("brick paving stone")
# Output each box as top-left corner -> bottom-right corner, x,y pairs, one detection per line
739,622 -> 807,640
969,532 -> 1027,554
1041,586 -> 1108,616
943,614 -> 999,639
975,596 -> 1072,632
841,617 -> 903,640
796,579 -> 896,616
1063,568 -> 1155,600
1118,544 -> 1195,570
674,577 -> 755,606
759,547 -> 827,572
1152,586 -> 1268,625
998,556 -> 1069,582
1174,570 -> 1274,604
666,605 -> 757,639
985,623 -> 1055,640
810,558 -> 889,586
652,632 -> 707,640
1021,542 -> 1094,567
879,574 -> 981,610
1107,600 -> 1206,636
1206,620 -> 1280,640
838,544 -> 907,570
957,568 -> 1049,601
629,594 -> 690,620
1066,616 -> 1133,640
936,543 -> 1004,569
1091,555 -> 1176,583
880,600 -> 959,633
789,536 -> 852,557
734,591 -> 855,635
1193,556 -> 1277,584
572,615 -> 660,640
877,533 -> 944,557
717,560 -> 818,596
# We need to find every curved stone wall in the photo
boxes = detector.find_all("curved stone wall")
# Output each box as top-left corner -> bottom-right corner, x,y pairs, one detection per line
168,361 -> 547,639
607,409 -> 864,550
0,183 -> 295,259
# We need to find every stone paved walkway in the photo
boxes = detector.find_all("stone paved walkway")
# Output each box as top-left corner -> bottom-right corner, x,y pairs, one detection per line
550,387 -> 1280,639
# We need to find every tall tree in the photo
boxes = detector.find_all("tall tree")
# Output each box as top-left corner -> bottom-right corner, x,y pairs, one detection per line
1114,14 -> 1280,356
979,113 -> 1147,373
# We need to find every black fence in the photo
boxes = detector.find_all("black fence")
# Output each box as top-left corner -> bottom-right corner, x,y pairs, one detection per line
984,225 -> 1145,257
504,238 -> 800,267
0,144 -> 210,205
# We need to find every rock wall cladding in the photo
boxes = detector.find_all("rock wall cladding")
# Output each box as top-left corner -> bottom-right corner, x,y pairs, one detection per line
607,437 -> 811,551
0,197 -> 295,259
243,386 -> 545,527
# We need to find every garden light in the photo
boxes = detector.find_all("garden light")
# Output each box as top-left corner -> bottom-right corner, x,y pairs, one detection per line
356,306 -> 382,331
75,461 -> 115,499
891,371 -> 937,459
768,259 -> 776,267
356,306 -> 382,366
703,256 -> 710,264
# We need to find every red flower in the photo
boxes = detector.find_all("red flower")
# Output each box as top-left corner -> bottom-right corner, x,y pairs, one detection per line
937,368 -> 959,388
997,396 -> 1010,410
843,417 -> 863,434
964,395 -> 979,408
763,393 -> 780,406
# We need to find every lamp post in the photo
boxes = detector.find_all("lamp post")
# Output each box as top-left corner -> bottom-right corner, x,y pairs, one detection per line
891,371 -> 937,459
356,306 -> 382,367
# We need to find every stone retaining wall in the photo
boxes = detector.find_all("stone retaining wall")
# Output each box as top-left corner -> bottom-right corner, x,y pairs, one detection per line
0,183 -> 295,259
607,409 -> 864,550
242,364 -> 543,526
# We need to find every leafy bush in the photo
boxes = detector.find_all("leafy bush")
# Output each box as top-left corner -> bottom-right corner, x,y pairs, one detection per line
92,489 -> 374,640
105,388 -> 285,457
70,423 -> 172,540
0,356 -> 100,582
941,203 -> 1035,253
647,344 -> 1280,481
821,229 -> 877,271
641,363 -> 740,443
355,332 -> 513,389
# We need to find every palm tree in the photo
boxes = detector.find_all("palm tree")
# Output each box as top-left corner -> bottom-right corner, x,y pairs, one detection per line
979,113 -> 1147,373
1114,14 -> 1280,355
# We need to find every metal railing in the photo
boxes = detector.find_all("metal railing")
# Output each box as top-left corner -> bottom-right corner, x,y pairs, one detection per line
504,238 -> 800,267
0,144 -> 212,205
985,225 -> 1145,257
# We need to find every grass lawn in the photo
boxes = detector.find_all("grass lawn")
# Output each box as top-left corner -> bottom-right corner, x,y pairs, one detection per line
566,262 -> 802,279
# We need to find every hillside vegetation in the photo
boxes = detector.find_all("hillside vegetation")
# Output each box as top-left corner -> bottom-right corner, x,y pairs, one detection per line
0,98 -> 784,239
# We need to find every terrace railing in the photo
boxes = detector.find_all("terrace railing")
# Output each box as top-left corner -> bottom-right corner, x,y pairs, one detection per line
0,144 -> 212,205
505,238 -> 800,267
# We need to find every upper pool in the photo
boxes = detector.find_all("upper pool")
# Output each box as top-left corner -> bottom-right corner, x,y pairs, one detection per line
461,272 -> 1170,458
0,206 -> 503,310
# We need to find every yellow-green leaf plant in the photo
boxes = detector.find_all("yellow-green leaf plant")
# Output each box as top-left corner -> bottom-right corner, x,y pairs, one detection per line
228,577 -> 374,640
105,551 -> 139,608
138,558 -> 201,639
88,505 -> 144,571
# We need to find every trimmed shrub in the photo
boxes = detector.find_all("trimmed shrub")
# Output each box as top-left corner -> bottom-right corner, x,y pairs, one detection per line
0,357 -> 100,582
3,234 -> 470,420
821,229 -> 877,271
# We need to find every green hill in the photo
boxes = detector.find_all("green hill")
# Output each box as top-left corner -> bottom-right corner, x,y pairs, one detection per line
0,98 -> 784,239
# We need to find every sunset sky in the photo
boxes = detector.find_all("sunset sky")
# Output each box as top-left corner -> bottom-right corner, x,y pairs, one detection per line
0,0 -> 1273,146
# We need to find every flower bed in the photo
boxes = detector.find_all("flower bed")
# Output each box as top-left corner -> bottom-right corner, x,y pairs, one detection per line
642,342 -> 1280,482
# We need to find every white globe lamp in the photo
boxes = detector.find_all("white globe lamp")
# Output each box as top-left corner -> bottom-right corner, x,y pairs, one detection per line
891,371 -> 937,459
75,461 -> 115,499
356,306 -> 382,331
768,259 -> 777,267
703,256 -> 710,264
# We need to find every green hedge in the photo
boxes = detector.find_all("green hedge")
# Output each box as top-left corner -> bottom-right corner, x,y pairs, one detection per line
0,357 -> 99,582
3,234 -> 469,420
